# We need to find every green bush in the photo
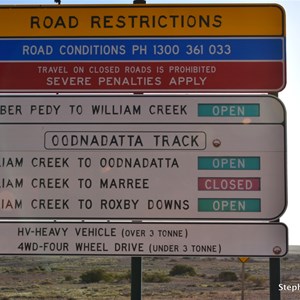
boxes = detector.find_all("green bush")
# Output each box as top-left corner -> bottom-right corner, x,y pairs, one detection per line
218,271 -> 238,282
113,271 -> 131,282
169,264 -> 196,276
143,271 -> 170,283
80,269 -> 110,283
64,274 -> 74,281
247,275 -> 266,287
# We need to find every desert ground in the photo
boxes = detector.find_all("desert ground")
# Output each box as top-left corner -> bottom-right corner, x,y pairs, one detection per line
0,249 -> 300,299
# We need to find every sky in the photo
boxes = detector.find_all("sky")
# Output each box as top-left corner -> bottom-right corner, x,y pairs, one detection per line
2,0 -> 300,245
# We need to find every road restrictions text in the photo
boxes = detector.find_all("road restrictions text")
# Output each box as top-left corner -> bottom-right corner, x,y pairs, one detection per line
0,4 -> 286,92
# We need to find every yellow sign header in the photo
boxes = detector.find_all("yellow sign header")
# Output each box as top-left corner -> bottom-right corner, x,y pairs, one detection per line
0,4 -> 285,37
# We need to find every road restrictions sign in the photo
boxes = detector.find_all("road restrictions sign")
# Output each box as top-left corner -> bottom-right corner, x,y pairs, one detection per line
0,222 -> 288,257
0,95 -> 286,220
0,4 -> 286,92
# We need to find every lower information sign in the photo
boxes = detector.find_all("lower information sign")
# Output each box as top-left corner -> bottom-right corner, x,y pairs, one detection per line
0,222 -> 287,257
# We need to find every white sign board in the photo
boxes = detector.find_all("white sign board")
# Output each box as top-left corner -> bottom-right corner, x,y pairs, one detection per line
0,95 -> 286,220
0,222 -> 288,257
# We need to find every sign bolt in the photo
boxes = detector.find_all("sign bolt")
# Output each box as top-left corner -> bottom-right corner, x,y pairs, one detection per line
213,139 -> 221,148
273,246 -> 282,255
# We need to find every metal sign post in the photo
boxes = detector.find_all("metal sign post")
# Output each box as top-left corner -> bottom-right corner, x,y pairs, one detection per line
270,254 -> 281,300
269,88 -> 281,300
239,257 -> 250,300
131,0 -> 144,297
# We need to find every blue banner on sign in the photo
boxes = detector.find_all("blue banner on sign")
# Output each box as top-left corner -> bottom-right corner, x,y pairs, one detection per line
0,38 -> 284,61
